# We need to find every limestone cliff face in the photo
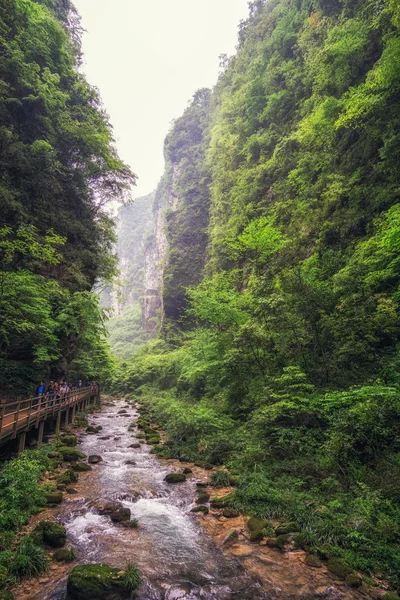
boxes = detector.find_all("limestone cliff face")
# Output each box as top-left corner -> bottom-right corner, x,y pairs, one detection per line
142,165 -> 180,331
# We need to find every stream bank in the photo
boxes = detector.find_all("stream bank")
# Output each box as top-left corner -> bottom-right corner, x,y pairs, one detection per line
13,399 -> 373,600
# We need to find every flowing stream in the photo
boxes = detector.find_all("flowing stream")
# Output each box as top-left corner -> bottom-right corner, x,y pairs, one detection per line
38,399 -> 270,600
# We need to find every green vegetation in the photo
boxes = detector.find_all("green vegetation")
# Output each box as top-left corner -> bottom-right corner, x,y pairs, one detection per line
0,0 -> 134,395
112,0 -> 400,590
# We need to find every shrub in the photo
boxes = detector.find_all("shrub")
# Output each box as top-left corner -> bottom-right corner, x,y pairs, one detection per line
8,536 -> 49,579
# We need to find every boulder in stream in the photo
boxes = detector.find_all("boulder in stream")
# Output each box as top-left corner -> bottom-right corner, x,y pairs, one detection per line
118,410 -> 128,414
45,491 -> 63,505
91,501 -> 123,515
191,505 -> 209,515
129,443 -> 141,448
71,462 -> 92,472
110,508 -> 131,523
165,473 -> 186,483
59,446 -> 86,462
88,455 -> 103,464
124,459 -> 136,465
67,563 -> 134,599
35,521 -> 66,547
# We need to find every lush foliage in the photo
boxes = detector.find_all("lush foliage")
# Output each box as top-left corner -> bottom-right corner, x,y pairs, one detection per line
0,0 -> 133,393
113,0 -> 400,589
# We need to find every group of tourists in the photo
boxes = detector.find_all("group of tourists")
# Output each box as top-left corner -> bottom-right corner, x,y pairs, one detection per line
33,380 -> 98,407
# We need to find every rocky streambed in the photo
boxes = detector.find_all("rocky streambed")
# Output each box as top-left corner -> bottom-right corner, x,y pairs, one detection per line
14,399 -> 369,600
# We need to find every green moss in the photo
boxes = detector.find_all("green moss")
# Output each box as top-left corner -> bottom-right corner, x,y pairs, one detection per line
305,554 -> 322,568
165,473 -> 186,483
45,491 -> 63,505
247,517 -> 267,532
276,534 -> 292,550
345,573 -> 362,587
71,462 -> 92,472
275,522 -> 300,535
59,434 -> 77,447
59,447 -> 86,462
67,564 -> 126,600
250,530 -> 264,542
327,558 -> 353,579
53,548 -> 76,562
35,521 -> 66,548
57,469 -> 78,485
222,508 -> 239,518
191,505 -> 209,514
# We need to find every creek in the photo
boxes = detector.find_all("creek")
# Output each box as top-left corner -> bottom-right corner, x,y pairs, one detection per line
33,399 -> 270,600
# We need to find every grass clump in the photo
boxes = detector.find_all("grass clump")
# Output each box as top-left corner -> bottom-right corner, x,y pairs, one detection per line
121,562 -> 141,593
8,535 -> 49,580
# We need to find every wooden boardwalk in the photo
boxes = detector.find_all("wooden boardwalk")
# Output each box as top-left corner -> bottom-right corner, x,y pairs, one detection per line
0,386 -> 99,450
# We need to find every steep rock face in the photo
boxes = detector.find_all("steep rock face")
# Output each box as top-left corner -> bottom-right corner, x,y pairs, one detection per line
142,166 -> 180,331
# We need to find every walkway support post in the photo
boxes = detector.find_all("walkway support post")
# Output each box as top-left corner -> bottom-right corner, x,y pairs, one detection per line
55,409 -> 62,436
37,420 -> 45,449
18,431 -> 26,454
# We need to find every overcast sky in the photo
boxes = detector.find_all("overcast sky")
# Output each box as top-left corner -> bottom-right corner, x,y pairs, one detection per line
73,0 -> 250,199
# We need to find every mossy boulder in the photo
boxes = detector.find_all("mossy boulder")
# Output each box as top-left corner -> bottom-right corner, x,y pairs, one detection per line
67,564 -> 127,600
292,533 -> 309,550
276,533 -> 292,550
275,522 -> 300,535
45,491 -> 63,505
305,554 -> 322,568
35,521 -> 66,547
327,558 -> 353,579
196,492 -> 210,504
165,473 -> 186,483
59,447 -> 86,462
247,517 -> 267,533
71,462 -> 92,472
57,469 -> 78,485
53,548 -> 76,562
316,543 -> 337,560
88,455 -> 102,464
86,425 -> 102,434
191,505 -> 209,515
59,434 -> 77,447
250,530 -> 264,542
110,508 -> 131,523
183,468 -> 192,474
222,508 -> 239,518
345,573 -> 362,587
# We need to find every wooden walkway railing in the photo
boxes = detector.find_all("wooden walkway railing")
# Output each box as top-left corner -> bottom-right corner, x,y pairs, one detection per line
0,386 -> 99,450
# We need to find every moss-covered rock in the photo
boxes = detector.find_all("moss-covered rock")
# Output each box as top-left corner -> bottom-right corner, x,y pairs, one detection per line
345,573 -> 362,587
191,505 -> 209,514
67,564 -> 127,599
327,558 -> 353,579
59,447 -> 86,462
196,491 -> 210,504
183,468 -> 192,474
276,533 -> 292,550
165,473 -> 186,483
222,508 -> 239,518
250,530 -> 264,542
57,469 -> 78,485
210,493 -> 233,508
53,548 -> 76,562
305,554 -> 322,568
71,462 -> 92,472
35,521 -> 66,547
275,522 -> 300,535
45,491 -> 63,505
86,425 -> 102,434
292,533 -> 309,550
59,434 -> 77,447
88,455 -> 102,464
247,517 -> 267,532
110,508 -> 131,523
316,543 -> 338,560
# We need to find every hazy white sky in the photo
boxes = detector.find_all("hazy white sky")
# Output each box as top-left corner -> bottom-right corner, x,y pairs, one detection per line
73,0 -> 250,198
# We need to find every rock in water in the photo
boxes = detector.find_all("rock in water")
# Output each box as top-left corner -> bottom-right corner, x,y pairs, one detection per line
165,473 -> 187,483
110,508 -> 131,523
88,455 -> 102,464
67,564 -> 129,599
35,521 -> 66,548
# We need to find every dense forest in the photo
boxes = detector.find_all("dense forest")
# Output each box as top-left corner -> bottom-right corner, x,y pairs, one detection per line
0,0 -> 133,395
113,0 -> 400,588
